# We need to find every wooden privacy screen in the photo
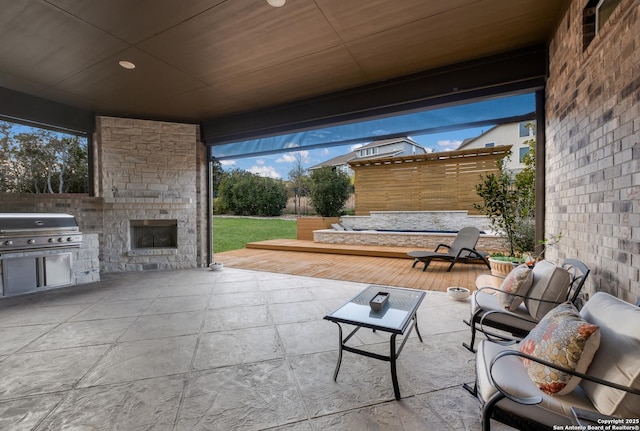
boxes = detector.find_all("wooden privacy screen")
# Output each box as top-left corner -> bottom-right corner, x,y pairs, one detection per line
348,146 -> 511,216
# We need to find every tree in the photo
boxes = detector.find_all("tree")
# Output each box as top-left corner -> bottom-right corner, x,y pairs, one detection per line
308,166 -> 351,217
0,122 -> 88,194
217,170 -> 288,216
0,121 -> 12,192
474,146 -> 536,257
287,152 -> 310,215
61,136 -> 89,193
211,158 -> 226,198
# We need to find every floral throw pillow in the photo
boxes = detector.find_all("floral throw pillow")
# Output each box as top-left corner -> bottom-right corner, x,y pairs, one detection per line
498,264 -> 533,311
519,302 -> 601,395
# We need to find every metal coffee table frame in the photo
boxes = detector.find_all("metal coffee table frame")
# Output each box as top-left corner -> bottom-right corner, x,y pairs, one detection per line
324,285 -> 426,400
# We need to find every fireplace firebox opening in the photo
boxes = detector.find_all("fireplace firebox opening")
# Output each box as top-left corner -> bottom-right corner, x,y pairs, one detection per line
130,220 -> 178,249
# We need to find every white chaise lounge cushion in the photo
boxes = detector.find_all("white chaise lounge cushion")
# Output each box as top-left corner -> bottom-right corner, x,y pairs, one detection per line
579,292 -> 640,418
525,260 -> 571,321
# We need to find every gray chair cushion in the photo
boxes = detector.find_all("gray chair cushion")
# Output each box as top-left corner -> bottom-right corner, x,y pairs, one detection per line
525,260 -> 571,320
476,340 -> 598,427
472,290 -> 537,333
579,292 -> 640,417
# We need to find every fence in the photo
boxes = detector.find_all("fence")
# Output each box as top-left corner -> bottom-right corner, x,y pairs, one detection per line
348,146 -> 510,215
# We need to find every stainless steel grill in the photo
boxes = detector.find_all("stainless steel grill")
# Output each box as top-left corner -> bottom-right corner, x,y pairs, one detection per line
0,213 -> 83,253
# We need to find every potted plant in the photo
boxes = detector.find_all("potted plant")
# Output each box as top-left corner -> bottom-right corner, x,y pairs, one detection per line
475,144 -> 563,276
474,139 -> 536,276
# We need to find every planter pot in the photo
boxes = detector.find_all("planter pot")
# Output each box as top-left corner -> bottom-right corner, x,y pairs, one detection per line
296,217 -> 340,241
447,286 -> 471,301
488,258 -> 520,278
209,262 -> 224,271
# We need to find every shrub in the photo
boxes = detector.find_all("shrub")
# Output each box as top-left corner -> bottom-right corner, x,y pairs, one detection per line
217,170 -> 288,216
475,133 -> 536,257
309,166 -> 351,217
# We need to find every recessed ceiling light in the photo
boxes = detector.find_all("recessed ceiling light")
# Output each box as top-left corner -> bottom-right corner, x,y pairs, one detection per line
267,0 -> 285,7
119,60 -> 136,70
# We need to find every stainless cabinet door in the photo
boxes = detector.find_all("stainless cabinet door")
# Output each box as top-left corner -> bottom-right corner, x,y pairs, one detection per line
2,257 -> 38,296
44,254 -> 72,287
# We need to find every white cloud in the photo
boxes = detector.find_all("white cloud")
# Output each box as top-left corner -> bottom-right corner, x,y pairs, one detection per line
350,143 -> 364,152
248,165 -> 281,179
284,142 -> 300,149
256,159 -> 265,165
276,150 -> 309,164
437,139 -> 462,150
219,160 -> 236,166
321,148 -> 330,155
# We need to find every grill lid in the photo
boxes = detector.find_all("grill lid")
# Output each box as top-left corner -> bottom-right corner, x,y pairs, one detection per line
0,213 -> 79,234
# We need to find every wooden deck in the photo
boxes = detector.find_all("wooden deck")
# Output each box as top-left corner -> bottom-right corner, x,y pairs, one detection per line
214,239 -> 491,292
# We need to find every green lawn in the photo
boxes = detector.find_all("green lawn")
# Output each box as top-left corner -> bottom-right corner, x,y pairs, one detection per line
213,217 -> 297,253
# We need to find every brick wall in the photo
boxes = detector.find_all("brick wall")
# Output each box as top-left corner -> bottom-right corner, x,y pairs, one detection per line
545,0 -> 640,303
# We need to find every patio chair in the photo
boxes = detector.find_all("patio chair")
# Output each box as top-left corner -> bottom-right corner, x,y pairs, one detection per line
462,258 -> 590,352
407,226 -> 490,272
465,292 -> 640,430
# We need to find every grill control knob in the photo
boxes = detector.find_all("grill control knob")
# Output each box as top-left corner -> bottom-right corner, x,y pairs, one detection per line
57,237 -> 64,242
48,238 -> 55,243
4,240 -> 13,246
66,237 -> 74,242
27,239 -> 35,244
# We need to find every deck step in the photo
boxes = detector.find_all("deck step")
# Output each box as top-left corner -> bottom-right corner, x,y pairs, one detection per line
245,239 -> 415,259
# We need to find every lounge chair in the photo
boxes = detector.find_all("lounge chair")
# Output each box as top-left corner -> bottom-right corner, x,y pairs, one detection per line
462,258 -> 590,352
407,226 -> 490,272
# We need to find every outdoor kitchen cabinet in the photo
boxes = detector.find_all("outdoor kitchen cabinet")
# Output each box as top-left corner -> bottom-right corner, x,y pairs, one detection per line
1,253 -> 72,296
0,213 -> 82,296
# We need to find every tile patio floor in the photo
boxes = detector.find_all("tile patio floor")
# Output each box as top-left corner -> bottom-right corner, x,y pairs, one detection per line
0,267 -> 513,430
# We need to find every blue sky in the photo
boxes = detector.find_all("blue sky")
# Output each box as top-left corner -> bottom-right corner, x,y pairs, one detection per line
3,119 -> 491,181
219,126 -> 490,180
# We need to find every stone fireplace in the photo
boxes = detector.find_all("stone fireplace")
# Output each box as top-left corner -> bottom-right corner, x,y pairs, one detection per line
95,116 -> 208,273
0,116 -> 209,276
130,220 -> 178,249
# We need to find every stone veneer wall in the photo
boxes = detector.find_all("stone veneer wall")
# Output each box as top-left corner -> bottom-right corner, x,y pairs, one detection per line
0,233 -> 100,295
95,116 -> 207,273
340,211 -> 491,232
545,0 -> 640,303
0,193 -> 104,233
0,116 -> 209,275
0,193 -> 102,285
313,230 -> 504,252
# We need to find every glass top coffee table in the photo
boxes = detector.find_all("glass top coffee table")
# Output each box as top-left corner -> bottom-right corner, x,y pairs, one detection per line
324,285 -> 426,400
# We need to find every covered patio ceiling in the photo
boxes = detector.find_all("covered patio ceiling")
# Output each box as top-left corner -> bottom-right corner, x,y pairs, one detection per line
1,0 -> 567,140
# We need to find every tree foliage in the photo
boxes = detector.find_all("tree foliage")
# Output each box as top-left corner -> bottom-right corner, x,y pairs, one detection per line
0,121 -> 88,193
308,166 -> 351,217
287,152 -> 311,215
217,169 -> 288,216
474,130 -> 536,257
211,159 -> 226,198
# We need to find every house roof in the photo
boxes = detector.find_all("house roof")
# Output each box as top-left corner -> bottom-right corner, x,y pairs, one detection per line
457,125 -> 499,150
357,137 -> 422,150
308,152 -> 357,170
308,136 -> 424,170
0,1 -> 566,128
